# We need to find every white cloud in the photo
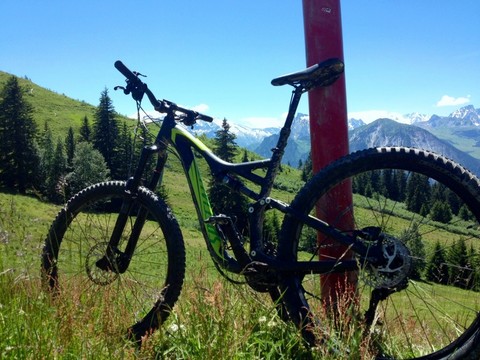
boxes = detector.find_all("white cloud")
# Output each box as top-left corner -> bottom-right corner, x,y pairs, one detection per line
436,95 -> 470,107
348,110 -> 409,124
240,116 -> 284,128
192,103 -> 209,113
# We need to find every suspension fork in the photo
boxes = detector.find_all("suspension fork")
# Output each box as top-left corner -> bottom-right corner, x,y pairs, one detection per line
96,144 -> 168,273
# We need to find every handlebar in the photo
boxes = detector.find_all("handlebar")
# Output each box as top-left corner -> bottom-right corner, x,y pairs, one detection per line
114,60 -> 213,123
114,60 -> 137,82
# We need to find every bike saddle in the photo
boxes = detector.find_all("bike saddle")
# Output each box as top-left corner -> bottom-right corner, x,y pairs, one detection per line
271,58 -> 344,89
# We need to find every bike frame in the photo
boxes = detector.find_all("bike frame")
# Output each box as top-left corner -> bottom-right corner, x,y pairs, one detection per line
112,87 -> 371,277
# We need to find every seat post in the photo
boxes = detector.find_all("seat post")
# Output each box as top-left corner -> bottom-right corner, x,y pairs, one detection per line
272,87 -> 303,162
259,88 -> 303,200
283,87 -> 304,130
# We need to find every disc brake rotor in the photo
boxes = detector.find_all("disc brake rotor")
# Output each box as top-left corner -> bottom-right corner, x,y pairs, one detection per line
362,235 -> 412,289
85,242 -> 119,285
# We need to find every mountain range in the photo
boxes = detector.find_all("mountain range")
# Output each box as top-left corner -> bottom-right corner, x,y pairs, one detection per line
2,70 -> 478,176
187,105 -> 480,175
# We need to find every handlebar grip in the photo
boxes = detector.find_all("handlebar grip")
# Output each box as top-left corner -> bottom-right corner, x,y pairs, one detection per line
199,114 -> 213,122
114,60 -> 137,82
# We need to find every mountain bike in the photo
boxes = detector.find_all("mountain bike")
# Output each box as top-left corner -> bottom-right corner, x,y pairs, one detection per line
42,59 -> 480,359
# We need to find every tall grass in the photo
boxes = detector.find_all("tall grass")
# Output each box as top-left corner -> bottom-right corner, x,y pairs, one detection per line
1,192 -> 369,359
3,191 -> 477,358
0,260 -> 316,358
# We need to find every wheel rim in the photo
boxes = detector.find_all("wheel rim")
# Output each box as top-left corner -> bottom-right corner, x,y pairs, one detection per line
43,187 -> 177,339
283,157 -> 480,358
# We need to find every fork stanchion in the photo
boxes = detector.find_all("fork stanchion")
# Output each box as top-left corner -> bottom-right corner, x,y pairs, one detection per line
302,0 -> 357,306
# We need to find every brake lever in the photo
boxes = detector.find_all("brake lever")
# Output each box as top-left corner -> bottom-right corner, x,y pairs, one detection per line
179,113 -> 197,127
114,85 -> 129,95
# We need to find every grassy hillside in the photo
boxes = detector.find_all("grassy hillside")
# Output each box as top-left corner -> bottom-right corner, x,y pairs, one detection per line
0,70 -> 135,138
0,71 -> 97,136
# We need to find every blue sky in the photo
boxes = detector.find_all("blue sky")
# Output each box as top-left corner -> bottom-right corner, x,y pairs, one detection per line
1,0 -> 479,127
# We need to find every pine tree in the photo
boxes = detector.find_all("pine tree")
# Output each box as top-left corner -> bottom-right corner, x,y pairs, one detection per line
208,118 -> 249,233
39,125 -> 54,195
48,137 -> 67,202
263,212 -> 280,245
301,152 -> 312,182
242,149 -> 249,162
116,122 -> 133,179
65,126 -> 75,169
39,127 -> 67,202
0,76 -> 40,193
425,241 -> 448,285
458,204 -> 474,221
401,225 -> 426,280
394,170 -> 407,202
466,244 -> 479,290
382,169 -> 404,201
447,238 -> 469,288
93,88 -> 119,178
213,118 -> 237,160
353,172 -> 368,195
446,189 -> 462,216
66,142 -> 110,195
379,169 -> 392,198
430,200 -> 452,223
430,182 -> 446,203
38,121 -> 51,149
405,172 -> 431,214
79,115 -> 91,142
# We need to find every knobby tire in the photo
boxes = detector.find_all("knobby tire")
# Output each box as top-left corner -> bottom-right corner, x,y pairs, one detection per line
278,147 -> 480,359
41,181 -> 186,342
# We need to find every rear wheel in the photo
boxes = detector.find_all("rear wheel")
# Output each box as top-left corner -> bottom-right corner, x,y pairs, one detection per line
42,181 -> 186,342
278,147 -> 480,359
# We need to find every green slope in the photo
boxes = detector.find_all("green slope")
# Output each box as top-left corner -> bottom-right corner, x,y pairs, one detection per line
0,71 -> 99,136
0,69 -> 304,245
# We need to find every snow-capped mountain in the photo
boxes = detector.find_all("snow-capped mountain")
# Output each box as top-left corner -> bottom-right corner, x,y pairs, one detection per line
448,105 -> 480,125
419,105 -> 480,128
184,104 -> 480,168
187,113 -> 313,150
403,112 -> 430,124
349,118 -> 480,176
188,118 -> 279,148
348,118 -> 366,130
348,105 -> 480,127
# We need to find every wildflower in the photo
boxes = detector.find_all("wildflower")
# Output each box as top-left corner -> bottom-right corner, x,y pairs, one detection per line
168,323 -> 186,333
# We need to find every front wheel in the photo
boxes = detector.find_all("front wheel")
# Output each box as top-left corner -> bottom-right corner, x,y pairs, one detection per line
41,181 -> 186,342
278,147 -> 480,359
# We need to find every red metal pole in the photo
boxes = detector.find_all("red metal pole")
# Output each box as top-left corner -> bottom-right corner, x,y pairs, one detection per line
302,0 -> 356,305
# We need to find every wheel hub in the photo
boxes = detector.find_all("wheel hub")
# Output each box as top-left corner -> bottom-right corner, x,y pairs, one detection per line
363,234 -> 412,289
85,242 -> 119,285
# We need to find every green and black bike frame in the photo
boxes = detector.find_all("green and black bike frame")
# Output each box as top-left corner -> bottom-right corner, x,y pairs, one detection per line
105,86 -> 374,277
